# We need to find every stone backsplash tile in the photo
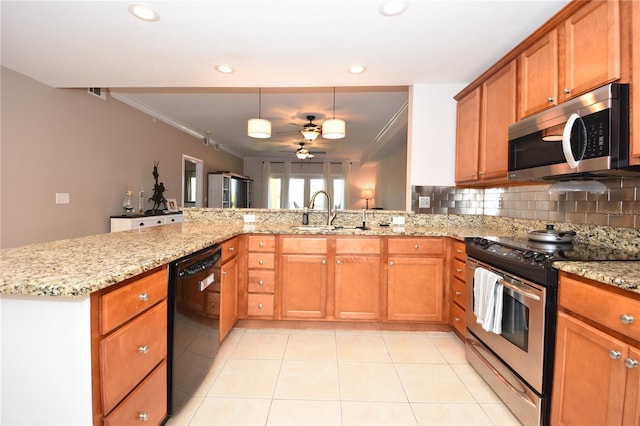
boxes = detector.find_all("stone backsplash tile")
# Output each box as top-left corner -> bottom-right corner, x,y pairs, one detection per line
412,176 -> 640,229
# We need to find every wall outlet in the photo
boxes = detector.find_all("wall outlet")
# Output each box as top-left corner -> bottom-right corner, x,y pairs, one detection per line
418,196 -> 431,208
55,193 -> 70,204
392,216 -> 405,225
243,214 -> 256,223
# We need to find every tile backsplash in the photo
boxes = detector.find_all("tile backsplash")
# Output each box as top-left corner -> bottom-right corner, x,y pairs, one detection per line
412,176 -> 640,229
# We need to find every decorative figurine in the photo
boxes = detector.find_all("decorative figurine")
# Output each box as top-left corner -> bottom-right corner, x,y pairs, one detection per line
148,161 -> 168,213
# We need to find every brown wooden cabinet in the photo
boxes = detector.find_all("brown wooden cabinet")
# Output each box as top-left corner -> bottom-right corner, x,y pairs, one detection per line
519,0 -> 621,119
631,0 -> 640,165
552,273 -> 640,424
455,60 -> 515,185
92,267 -> 168,425
448,239 -> 467,338
219,253 -> 238,342
386,237 -> 444,322
280,236 -> 328,319
334,237 -> 381,320
246,235 -> 277,318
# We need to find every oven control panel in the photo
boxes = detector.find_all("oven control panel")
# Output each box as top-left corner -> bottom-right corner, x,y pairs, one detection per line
468,238 -> 549,264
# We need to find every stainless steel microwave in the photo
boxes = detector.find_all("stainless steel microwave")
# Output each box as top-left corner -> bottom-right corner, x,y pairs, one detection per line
508,83 -> 638,181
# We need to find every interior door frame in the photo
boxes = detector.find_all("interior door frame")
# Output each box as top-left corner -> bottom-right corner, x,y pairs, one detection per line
182,154 -> 204,208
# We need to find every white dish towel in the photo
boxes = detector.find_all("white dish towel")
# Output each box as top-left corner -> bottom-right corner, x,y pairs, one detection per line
473,267 -> 504,334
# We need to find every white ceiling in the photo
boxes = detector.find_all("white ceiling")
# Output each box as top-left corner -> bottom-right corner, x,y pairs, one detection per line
1,0 -> 570,162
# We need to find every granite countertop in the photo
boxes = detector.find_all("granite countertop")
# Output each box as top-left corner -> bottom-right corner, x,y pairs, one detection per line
1,217 -> 639,298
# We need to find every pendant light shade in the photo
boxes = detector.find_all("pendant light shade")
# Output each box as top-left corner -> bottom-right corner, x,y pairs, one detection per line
248,88 -> 271,139
247,118 -> 271,139
322,87 -> 345,140
322,118 -> 346,139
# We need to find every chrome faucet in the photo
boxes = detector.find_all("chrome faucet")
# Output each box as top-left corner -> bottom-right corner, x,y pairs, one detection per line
308,190 -> 336,226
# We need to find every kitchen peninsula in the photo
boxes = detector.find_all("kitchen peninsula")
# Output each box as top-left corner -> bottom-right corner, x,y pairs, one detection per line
1,209 -> 639,425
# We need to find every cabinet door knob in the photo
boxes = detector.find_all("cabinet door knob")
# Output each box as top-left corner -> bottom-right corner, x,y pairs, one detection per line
138,345 -> 150,354
389,261 -> 394,266
456,249 -> 462,254
563,88 -> 571,94
258,303 -> 263,309
211,302 -> 216,307
620,314 -> 634,325
547,96 -> 554,102
322,259 -> 327,265
259,242 -> 264,247
222,271 -> 228,275
258,280 -> 264,286
138,412 -> 150,421
228,246 -> 235,251
454,317 -> 461,322
138,293 -> 150,302
414,244 -> 419,249
336,260 -> 342,265
258,259 -> 264,265
455,291 -> 461,296
626,358 -> 639,369
609,350 -> 622,360
456,268 -> 463,273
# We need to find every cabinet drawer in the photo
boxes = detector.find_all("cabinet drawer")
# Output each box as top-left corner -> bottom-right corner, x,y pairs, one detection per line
388,237 -> 443,255
281,236 -> 327,254
248,270 -> 275,293
450,303 -> 466,336
248,235 -> 276,252
222,237 -> 238,261
247,294 -> 275,317
451,239 -> 466,260
452,277 -> 466,309
560,274 -> 640,342
452,258 -> 466,282
206,291 -> 220,316
248,252 -> 275,269
100,300 -> 167,414
100,268 -> 167,334
336,237 -> 380,254
103,360 -> 167,426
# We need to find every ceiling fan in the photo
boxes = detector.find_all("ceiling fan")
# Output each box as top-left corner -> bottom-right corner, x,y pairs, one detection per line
280,142 -> 326,160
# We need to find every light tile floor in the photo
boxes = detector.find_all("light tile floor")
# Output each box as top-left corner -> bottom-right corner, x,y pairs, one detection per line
166,327 -> 522,426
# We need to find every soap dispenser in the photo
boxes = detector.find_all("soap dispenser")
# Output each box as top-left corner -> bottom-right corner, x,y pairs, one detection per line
302,207 -> 309,225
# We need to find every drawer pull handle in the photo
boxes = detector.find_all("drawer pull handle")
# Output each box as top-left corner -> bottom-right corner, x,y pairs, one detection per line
228,246 -> 235,251
258,303 -> 263,309
626,358 -> 639,369
138,345 -> 150,354
138,293 -> 150,302
456,249 -> 462,254
414,244 -> 419,249
258,280 -> 264,286
455,291 -> 461,296
620,314 -> 635,325
456,268 -> 463,273
138,412 -> 150,421
259,242 -> 264,247
454,317 -> 461,322
609,350 -> 622,360
259,259 -> 264,265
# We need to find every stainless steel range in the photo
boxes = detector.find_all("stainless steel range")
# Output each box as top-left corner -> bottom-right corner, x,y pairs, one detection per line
464,236 -> 640,426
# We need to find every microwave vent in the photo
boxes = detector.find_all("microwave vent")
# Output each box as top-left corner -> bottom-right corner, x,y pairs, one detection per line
88,88 -> 107,100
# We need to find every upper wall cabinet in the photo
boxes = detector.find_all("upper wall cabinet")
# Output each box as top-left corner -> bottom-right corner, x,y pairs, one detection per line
631,0 -> 640,165
518,0 -> 621,119
455,61 -> 516,185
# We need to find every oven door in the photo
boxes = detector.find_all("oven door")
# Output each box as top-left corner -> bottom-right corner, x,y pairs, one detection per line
465,258 -> 546,393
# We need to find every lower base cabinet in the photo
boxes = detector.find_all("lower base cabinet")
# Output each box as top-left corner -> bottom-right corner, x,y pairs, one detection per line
552,273 -> 640,425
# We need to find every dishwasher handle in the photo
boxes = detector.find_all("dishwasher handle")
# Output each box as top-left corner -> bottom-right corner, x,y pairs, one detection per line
178,252 -> 221,278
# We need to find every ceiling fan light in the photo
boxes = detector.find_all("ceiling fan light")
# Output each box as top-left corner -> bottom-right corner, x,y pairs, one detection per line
301,129 -> 320,141
322,119 -> 346,139
247,118 -> 271,139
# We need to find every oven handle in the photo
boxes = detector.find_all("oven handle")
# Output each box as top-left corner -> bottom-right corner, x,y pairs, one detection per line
498,278 -> 541,301
467,338 -> 537,409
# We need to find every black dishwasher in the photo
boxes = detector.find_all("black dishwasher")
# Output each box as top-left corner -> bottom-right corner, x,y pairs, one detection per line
167,244 -> 221,417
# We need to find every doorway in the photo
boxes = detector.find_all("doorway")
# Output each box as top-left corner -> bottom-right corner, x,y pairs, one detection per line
182,155 -> 203,208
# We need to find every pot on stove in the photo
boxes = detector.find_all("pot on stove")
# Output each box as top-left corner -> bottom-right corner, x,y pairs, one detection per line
528,224 -> 576,243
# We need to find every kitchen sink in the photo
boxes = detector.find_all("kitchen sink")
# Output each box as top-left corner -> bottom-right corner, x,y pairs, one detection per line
289,225 -> 368,232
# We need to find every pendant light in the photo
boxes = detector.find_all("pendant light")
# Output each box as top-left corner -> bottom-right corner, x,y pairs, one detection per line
247,88 -> 271,139
322,87 -> 346,140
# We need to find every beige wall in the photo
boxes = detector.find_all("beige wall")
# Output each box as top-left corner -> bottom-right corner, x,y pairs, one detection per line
0,67 -> 243,248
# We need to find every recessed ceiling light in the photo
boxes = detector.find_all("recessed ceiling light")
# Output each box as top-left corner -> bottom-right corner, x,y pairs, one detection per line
379,0 -> 409,17
128,2 -> 159,22
348,64 -> 367,74
215,64 -> 235,74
